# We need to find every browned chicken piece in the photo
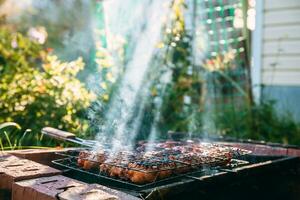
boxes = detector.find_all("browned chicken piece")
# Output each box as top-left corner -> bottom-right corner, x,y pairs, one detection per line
110,166 -> 125,178
77,151 -> 90,167
78,150 -> 107,170
83,160 -> 98,170
100,163 -> 112,174
128,170 -> 157,184
126,163 -> 158,184
158,170 -> 172,179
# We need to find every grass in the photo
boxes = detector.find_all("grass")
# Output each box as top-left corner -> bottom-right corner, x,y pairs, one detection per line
0,122 -> 53,151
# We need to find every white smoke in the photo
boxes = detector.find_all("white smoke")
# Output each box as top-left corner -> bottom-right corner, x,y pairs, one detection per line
93,0 -> 173,155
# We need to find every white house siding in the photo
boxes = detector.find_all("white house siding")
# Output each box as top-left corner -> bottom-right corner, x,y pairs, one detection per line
262,0 -> 300,86
259,0 -> 300,120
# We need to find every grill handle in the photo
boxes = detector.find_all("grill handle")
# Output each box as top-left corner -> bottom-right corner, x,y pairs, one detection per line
42,127 -> 97,148
42,127 -> 76,140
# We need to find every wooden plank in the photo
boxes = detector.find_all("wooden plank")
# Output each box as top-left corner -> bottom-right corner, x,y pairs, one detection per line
264,9 -> 300,26
262,56 -> 300,70
263,25 -> 300,41
263,40 -> 300,55
262,71 -> 300,85
265,0 -> 300,10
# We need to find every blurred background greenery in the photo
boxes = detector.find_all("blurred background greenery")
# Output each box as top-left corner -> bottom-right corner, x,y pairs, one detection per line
0,0 -> 300,150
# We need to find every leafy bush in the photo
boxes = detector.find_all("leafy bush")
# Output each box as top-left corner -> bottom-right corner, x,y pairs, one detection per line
214,100 -> 300,145
250,101 -> 300,145
0,28 -> 95,141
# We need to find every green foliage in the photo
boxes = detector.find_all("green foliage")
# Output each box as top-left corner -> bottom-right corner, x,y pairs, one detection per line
0,0 -> 299,148
251,101 -> 300,145
0,122 -> 56,150
136,0 -> 300,145
0,28 -> 95,140
141,0 -> 203,136
214,100 -> 300,145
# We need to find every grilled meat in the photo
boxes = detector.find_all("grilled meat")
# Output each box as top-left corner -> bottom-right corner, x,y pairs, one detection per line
127,162 -> 158,184
77,140 -> 249,184
78,150 -> 106,170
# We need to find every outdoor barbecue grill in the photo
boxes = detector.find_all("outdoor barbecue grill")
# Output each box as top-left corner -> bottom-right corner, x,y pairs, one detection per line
42,127 -> 300,200
51,146 -> 249,189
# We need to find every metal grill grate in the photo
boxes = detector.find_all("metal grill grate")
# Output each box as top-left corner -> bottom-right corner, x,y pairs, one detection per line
52,143 -> 251,191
